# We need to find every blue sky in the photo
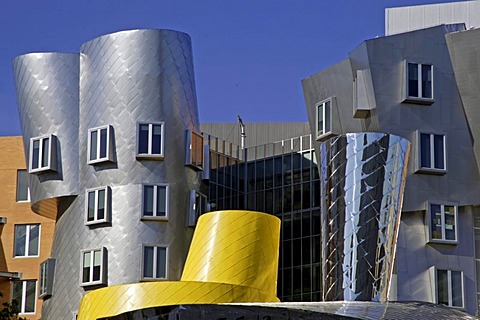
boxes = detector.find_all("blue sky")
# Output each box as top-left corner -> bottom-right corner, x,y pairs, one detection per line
0,0 -> 466,136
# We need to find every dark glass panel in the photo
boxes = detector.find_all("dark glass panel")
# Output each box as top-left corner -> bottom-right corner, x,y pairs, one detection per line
41,138 -> 50,167
433,134 -> 444,170
408,63 -> 419,97
138,124 -> 149,154
143,186 -> 154,216
420,133 -> 431,168
152,124 -> 162,154
99,128 -> 107,158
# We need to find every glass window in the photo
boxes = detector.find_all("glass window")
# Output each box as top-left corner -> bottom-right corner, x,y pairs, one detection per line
81,248 -> 105,286
186,130 -> 204,169
429,203 -> 457,243
187,190 -> 207,227
316,99 -> 332,139
14,224 -> 40,257
39,258 -> 55,298
142,184 -> 168,219
142,245 -> 167,280
419,133 -> 446,171
12,280 -> 36,314
137,122 -> 164,158
436,269 -> 463,308
407,63 -> 433,99
88,125 -> 113,164
29,135 -> 56,173
85,187 -> 110,225
16,170 -> 29,202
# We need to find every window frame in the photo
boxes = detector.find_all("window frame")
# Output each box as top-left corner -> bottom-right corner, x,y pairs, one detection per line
16,169 -> 30,202
315,98 -> 333,141
39,258 -> 55,299
136,122 -> 165,159
434,268 -> 464,309
80,247 -> 106,287
12,280 -> 36,315
141,244 -> 168,281
141,184 -> 169,220
187,190 -> 207,227
84,186 -> 111,226
29,134 -> 57,173
404,61 -> 434,104
185,129 -> 204,170
87,125 -> 114,165
427,202 -> 458,244
416,131 -> 447,174
14,224 -> 41,258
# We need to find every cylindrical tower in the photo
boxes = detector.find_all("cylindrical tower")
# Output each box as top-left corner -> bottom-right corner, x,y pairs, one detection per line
320,133 -> 410,302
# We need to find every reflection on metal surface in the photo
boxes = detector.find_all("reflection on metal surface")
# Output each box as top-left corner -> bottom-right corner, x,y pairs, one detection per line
77,210 -> 281,319
320,133 -> 410,302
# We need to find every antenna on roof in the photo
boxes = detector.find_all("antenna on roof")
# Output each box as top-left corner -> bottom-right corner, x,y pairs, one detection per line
237,115 -> 246,149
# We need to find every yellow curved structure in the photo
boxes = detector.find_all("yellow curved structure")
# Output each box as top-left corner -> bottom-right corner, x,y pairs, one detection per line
77,210 -> 280,319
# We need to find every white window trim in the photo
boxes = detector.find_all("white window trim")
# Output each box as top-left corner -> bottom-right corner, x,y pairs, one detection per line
427,202 -> 458,244
84,186 -> 110,226
136,122 -> 165,159
141,184 -> 169,221
141,244 -> 168,281
315,98 -> 333,141
29,134 -> 56,173
433,267 -> 465,309
80,247 -> 106,287
416,131 -> 447,174
14,224 -> 41,258
12,280 -> 36,315
87,125 -> 114,165
404,61 -> 434,104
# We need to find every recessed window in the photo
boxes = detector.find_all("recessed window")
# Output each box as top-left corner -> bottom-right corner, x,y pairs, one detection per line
436,269 -> 464,308
12,280 -> 36,314
16,170 -> 30,202
418,133 -> 446,173
85,187 -> 110,225
315,99 -> 332,140
185,130 -> 204,170
142,184 -> 168,220
14,224 -> 40,257
404,62 -> 434,104
142,245 -> 167,280
81,248 -> 106,286
29,135 -> 57,173
137,123 -> 164,159
39,258 -> 55,299
429,203 -> 457,243
187,190 -> 207,227
88,125 -> 114,164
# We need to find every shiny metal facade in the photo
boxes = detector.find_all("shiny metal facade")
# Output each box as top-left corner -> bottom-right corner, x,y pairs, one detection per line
320,133 -> 410,302
14,29 -> 201,319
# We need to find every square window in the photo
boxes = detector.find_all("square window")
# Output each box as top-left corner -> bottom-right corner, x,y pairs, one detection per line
12,280 -> 36,314
187,190 -> 207,227
14,224 -> 40,257
29,135 -> 57,173
85,187 -> 110,225
404,62 -> 434,104
315,98 -> 332,140
88,125 -> 114,164
137,122 -> 164,159
142,184 -> 168,220
436,269 -> 464,308
39,258 -> 55,299
16,170 -> 30,202
417,132 -> 446,173
428,203 -> 457,243
80,248 -> 106,286
185,130 -> 204,170
142,245 -> 167,280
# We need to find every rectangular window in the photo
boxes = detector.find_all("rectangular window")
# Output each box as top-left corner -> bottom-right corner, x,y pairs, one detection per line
185,130 -> 204,170
429,203 -> 457,243
418,133 -> 446,173
12,280 -> 36,314
85,187 -> 110,225
405,62 -> 433,103
29,135 -> 57,173
14,224 -> 40,257
16,170 -> 30,202
436,269 -> 464,308
315,99 -> 332,140
187,190 -> 207,227
137,122 -> 164,159
81,248 -> 106,286
39,258 -> 55,299
142,184 -> 168,219
88,125 -> 114,164
142,245 -> 167,280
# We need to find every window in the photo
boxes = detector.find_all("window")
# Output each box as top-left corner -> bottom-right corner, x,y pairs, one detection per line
29,134 -> 57,173
12,280 -> 36,314
315,99 -> 332,140
81,248 -> 106,286
436,269 -> 464,308
418,133 -> 446,172
187,190 -> 207,227
137,122 -> 164,159
14,224 -> 40,257
185,130 -> 204,170
142,184 -> 168,219
88,125 -> 114,164
85,187 -> 110,225
142,245 -> 167,280
39,258 -> 55,299
405,62 -> 433,103
429,203 -> 457,243
16,170 -> 29,202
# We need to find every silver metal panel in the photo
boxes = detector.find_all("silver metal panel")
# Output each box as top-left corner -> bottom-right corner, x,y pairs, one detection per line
320,133 -> 410,302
